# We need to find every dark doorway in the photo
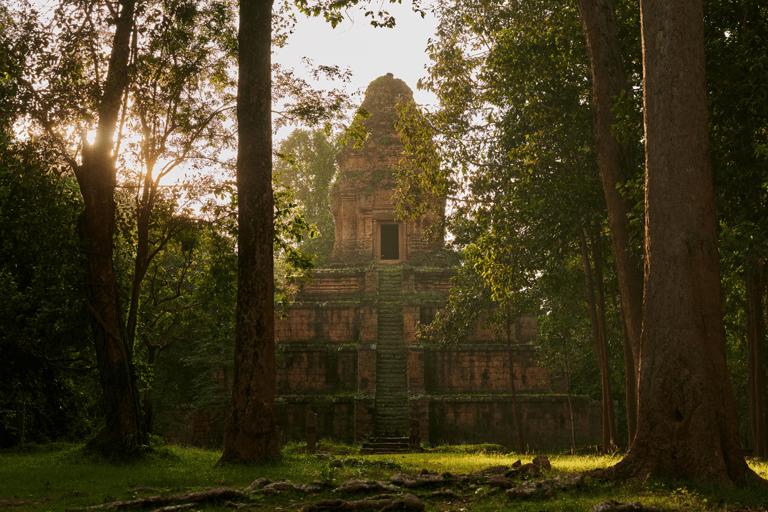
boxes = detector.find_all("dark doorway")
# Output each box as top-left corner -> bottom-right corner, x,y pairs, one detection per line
381,224 -> 399,260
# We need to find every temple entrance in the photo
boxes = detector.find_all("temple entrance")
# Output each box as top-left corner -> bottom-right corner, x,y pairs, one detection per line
380,224 -> 399,260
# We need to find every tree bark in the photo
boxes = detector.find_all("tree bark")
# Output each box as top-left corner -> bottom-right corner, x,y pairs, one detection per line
576,0 -> 643,445
591,230 -> 620,448
579,229 -> 617,453
604,0 -> 758,483
747,262 -> 767,457
219,0 -> 280,463
77,0 -> 147,454
620,305 -> 637,444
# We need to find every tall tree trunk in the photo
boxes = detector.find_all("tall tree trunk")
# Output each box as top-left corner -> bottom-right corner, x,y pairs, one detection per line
219,0 -> 280,463
747,262 -> 767,457
506,312 -> 526,454
603,0 -> 758,483
576,0 -> 643,446
127,171 -> 157,347
591,230 -> 619,447
77,0 -> 147,454
620,305 -> 637,445
579,229 -> 617,453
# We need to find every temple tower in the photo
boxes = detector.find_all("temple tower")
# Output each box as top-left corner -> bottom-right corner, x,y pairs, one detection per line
329,73 -> 443,266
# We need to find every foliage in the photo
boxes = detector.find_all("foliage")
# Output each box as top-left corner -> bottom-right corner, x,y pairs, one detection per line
395,0 -> 630,425
705,0 -> 768,446
1,0 -> 357,450
0,140 -> 101,447
274,128 -> 338,267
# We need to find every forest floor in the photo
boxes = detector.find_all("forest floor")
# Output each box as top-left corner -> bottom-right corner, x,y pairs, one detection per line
1,441 -> 768,511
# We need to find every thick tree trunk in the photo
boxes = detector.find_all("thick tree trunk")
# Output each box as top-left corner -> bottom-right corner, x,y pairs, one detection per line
604,0 -> 758,484
219,0 -> 280,463
576,0 -> 643,444
77,0 -> 147,454
747,263 -> 767,457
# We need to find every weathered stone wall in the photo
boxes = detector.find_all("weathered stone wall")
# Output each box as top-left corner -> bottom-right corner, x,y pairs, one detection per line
276,346 -> 357,394
271,394 -> 603,450
427,395 -> 603,449
275,305 -> 359,342
275,397 -> 356,445
299,270 -> 366,297
423,345 -> 551,394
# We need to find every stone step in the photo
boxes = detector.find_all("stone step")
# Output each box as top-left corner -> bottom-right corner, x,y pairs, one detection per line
374,270 -> 407,438
360,436 -> 414,455
375,393 -> 406,399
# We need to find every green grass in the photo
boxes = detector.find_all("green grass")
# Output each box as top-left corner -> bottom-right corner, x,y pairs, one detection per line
2,442 -> 768,511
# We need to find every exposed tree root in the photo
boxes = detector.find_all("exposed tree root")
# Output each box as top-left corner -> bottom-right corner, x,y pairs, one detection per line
65,487 -> 248,511
301,493 -> 425,512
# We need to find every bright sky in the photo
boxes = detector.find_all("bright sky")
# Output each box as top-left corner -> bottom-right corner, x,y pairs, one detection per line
273,1 -> 439,142
25,0 -> 439,186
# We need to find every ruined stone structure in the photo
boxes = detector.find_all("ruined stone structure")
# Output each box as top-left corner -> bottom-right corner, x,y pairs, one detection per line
271,74 -> 603,450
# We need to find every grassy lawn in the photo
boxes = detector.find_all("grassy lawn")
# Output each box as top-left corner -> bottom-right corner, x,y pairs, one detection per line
2,441 -> 768,511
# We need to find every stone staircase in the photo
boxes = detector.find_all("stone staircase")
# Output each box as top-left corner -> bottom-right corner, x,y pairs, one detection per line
374,269 -> 409,438
359,436 -> 410,455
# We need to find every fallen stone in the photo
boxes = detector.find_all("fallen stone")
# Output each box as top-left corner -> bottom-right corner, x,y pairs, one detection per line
482,465 -> 509,474
294,483 -> 323,493
591,500 -> 659,512
330,459 -> 343,468
511,460 -> 522,468
343,458 -> 360,467
517,463 -> 541,477
426,489 -> 457,499
532,455 -> 552,471
489,475 -> 516,488
398,494 -> 426,512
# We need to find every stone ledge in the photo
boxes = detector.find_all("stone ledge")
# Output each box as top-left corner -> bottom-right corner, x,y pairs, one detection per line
276,343 -> 359,352
276,395 -> 357,404
425,394 -> 601,404
419,344 -> 537,351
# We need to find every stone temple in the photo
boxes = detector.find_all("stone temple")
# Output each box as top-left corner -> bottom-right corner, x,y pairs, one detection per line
269,73 -> 603,449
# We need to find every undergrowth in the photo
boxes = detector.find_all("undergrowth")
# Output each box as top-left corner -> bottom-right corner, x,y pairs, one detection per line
1,441 -> 768,511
